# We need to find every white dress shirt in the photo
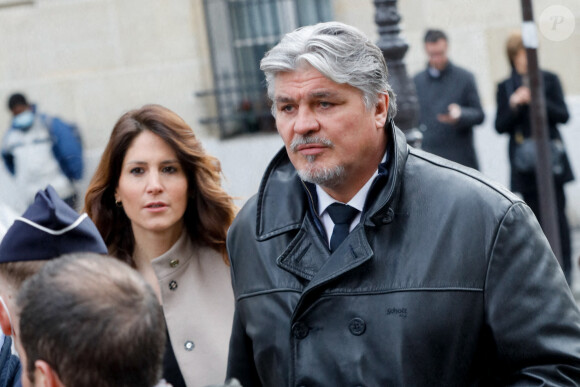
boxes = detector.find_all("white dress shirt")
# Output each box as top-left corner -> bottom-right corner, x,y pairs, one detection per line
316,154 -> 386,248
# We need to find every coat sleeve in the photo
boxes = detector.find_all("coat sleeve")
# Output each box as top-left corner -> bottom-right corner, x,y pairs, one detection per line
225,227 -> 263,387
494,81 -> 521,136
226,307 -> 262,386
456,73 -> 485,129
485,202 -> 580,385
544,73 -> 570,126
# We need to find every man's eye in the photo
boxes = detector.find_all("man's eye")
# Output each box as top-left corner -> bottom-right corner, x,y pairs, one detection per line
281,105 -> 294,113
319,101 -> 333,108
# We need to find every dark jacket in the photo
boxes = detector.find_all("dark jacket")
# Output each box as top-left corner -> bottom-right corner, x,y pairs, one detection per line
0,335 -> 21,387
495,69 -> 573,193
226,121 -> 580,386
414,62 -> 484,170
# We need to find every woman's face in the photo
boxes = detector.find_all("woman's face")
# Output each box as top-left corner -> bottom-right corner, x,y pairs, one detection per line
115,130 -> 189,239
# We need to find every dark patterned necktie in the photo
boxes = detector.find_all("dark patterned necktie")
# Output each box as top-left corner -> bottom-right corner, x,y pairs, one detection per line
326,203 -> 359,252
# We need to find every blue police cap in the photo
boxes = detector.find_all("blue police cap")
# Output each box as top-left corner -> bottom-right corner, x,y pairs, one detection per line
0,186 -> 107,263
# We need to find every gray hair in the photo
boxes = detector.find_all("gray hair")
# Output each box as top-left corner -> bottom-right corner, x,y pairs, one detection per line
260,21 -> 397,120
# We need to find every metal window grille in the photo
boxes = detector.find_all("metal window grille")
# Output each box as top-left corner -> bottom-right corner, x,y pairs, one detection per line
198,0 -> 333,138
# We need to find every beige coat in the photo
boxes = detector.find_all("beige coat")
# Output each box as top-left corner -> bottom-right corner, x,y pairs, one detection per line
152,232 -> 234,387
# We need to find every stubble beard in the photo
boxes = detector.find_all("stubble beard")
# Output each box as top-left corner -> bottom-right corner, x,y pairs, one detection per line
290,136 -> 345,188
297,160 -> 345,188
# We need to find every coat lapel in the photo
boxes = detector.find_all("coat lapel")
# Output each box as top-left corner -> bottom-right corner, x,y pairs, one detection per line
279,221 -> 374,321
277,214 -> 374,290
276,214 -> 330,281
303,225 -> 373,293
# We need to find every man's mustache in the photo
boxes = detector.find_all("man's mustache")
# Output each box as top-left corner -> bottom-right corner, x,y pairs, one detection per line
290,136 -> 334,152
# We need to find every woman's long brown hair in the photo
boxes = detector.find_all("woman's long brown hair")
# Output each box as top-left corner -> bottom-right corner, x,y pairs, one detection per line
83,104 -> 237,266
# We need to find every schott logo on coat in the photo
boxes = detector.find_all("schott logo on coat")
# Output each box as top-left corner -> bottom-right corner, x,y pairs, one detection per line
387,307 -> 408,319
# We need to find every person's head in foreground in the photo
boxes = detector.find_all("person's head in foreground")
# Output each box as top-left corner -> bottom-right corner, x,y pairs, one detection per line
17,253 -> 165,387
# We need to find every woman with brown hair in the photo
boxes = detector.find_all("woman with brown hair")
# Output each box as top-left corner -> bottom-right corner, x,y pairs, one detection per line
84,104 -> 237,387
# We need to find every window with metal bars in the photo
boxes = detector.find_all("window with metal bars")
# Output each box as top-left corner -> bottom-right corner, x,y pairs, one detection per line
198,0 -> 333,138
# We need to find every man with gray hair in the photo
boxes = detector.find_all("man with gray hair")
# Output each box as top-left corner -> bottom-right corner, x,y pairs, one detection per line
226,21 -> 580,385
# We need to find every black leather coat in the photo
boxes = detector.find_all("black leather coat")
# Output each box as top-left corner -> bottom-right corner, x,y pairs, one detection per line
226,122 -> 580,386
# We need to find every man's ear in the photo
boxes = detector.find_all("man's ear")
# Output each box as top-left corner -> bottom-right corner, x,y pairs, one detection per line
374,93 -> 389,130
34,360 -> 65,387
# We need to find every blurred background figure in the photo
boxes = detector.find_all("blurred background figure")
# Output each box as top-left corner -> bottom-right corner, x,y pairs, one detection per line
84,104 -> 237,387
414,29 -> 484,170
495,31 -> 574,283
16,253 -> 166,387
2,93 -> 83,209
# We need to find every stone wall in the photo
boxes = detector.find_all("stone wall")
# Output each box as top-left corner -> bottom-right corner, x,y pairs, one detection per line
0,0 -> 215,147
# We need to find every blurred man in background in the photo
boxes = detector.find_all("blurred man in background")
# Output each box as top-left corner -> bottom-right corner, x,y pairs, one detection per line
414,29 -> 484,170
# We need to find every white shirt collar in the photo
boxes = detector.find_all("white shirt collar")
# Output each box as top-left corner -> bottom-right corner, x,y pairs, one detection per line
317,152 -> 386,216
316,152 -> 386,247
428,66 -> 441,78
317,172 -> 374,216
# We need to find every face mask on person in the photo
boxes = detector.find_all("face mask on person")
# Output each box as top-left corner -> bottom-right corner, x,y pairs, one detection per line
12,110 -> 35,129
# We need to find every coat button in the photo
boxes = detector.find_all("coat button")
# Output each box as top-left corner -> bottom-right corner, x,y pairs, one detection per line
292,322 -> 309,339
169,280 -> 178,291
349,318 -> 366,336
184,340 -> 194,351
170,259 -> 179,268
